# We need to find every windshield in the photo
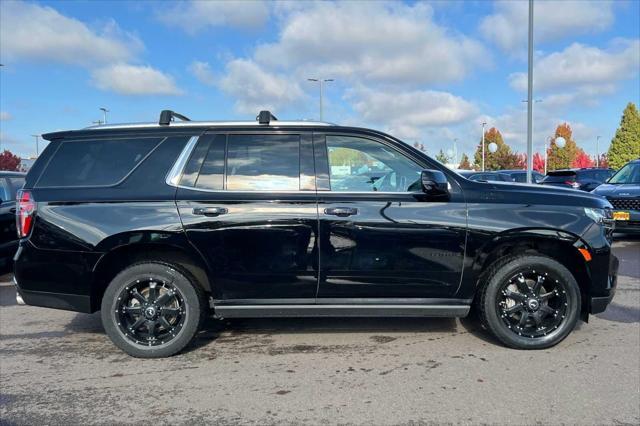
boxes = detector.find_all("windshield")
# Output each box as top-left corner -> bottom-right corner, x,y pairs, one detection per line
608,162 -> 640,184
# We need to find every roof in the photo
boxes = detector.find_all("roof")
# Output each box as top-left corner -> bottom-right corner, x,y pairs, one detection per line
82,120 -> 336,131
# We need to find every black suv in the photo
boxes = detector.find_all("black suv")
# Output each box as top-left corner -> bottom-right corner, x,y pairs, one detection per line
14,110 -> 618,357
541,168 -> 616,191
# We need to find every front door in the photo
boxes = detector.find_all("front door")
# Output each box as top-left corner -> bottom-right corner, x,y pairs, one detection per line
176,132 -> 319,302
314,133 -> 467,300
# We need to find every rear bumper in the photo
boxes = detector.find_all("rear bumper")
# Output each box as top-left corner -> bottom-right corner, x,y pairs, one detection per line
13,241 -> 100,313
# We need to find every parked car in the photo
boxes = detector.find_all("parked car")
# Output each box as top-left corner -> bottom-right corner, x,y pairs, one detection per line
499,169 -> 545,184
591,159 -> 640,233
457,170 -> 514,182
541,168 -> 616,191
14,110 -> 618,357
0,171 -> 25,273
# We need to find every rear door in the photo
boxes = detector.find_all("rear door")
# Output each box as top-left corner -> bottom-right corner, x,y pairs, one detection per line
313,132 -> 467,300
176,131 -> 319,302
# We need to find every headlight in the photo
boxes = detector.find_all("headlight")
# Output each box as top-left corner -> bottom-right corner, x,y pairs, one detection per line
584,207 -> 606,223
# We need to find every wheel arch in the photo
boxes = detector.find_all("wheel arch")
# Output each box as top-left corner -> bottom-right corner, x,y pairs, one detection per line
91,239 -> 213,312
471,228 -> 592,321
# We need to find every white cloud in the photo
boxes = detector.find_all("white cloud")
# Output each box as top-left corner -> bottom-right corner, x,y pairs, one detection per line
217,59 -> 305,114
254,1 -> 488,86
92,64 -> 182,96
509,40 -> 640,103
0,1 -> 141,67
189,61 -> 216,86
158,0 -> 269,34
0,112 -> 11,121
347,86 -> 478,139
480,0 -> 614,53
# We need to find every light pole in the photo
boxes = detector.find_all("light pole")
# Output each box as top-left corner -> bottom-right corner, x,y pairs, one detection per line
596,136 -> 601,167
544,136 -> 552,175
481,122 -> 487,171
31,134 -> 40,156
526,0 -> 535,183
100,107 -> 109,124
307,78 -> 333,121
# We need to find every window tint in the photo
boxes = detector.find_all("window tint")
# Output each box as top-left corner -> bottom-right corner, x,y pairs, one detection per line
0,179 -> 10,203
194,134 -> 225,190
37,137 -> 162,187
8,177 -> 25,199
226,134 -> 300,191
326,136 -> 422,192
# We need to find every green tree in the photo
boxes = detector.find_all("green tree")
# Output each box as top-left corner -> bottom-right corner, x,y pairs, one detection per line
435,149 -> 451,164
458,153 -> 472,170
547,123 -> 580,171
473,127 -> 519,170
608,102 -> 640,169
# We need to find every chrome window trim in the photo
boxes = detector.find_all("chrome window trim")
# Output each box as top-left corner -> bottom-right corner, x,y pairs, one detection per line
165,135 -> 199,187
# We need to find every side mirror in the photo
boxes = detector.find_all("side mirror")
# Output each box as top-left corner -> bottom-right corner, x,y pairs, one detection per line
421,169 -> 449,197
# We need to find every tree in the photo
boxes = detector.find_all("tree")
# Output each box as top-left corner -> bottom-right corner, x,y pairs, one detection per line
435,149 -> 451,164
596,153 -> 609,168
532,152 -> 545,173
547,123 -> 580,171
458,153 -> 472,170
572,151 -> 594,168
608,102 -> 640,169
0,150 -> 21,171
473,127 -> 520,170
412,142 -> 426,152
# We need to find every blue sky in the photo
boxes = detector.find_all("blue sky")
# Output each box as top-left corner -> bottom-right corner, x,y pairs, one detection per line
1,0 -> 638,162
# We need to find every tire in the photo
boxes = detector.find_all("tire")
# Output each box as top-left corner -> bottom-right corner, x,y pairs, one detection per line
477,255 -> 581,349
101,261 -> 207,358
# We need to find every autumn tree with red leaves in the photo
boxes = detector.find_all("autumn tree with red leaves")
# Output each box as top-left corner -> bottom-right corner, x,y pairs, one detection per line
532,152 -> 545,173
572,151 -> 594,168
0,150 -> 21,171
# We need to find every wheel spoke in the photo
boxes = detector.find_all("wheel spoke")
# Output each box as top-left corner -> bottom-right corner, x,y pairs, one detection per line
160,307 -> 180,316
505,290 -> 526,302
122,306 -> 142,315
540,291 -> 555,302
532,275 -> 545,295
147,320 -> 157,338
504,304 -> 523,315
130,316 -> 146,331
539,305 -> 555,318
532,311 -> 543,327
158,316 -> 173,331
131,289 -> 147,304
148,284 -> 159,302
515,275 -> 530,294
155,290 -> 175,307
518,312 -> 529,328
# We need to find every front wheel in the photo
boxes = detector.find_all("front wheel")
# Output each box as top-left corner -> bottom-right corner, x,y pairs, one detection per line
101,261 -> 206,358
478,255 -> 581,349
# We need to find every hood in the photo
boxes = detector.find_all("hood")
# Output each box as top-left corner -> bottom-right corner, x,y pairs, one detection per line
465,180 -> 612,209
592,183 -> 640,197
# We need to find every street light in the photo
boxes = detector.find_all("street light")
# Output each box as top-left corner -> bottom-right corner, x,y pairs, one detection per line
31,134 -> 40,156
307,78 -> 333,121
100,107 -> 109,124
481,122 -> 487,171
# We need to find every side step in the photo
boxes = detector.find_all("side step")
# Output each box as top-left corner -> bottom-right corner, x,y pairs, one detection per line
214,304 -> 470,318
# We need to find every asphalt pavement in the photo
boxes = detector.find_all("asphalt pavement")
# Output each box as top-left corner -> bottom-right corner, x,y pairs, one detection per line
1,236 -> 638,425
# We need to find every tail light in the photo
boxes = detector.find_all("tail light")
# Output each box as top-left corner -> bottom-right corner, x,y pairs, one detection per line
16,190 -> 36,238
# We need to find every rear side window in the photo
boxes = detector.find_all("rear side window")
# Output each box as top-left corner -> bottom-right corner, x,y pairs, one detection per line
544,171 -> 576,183
36,137 -> 163,187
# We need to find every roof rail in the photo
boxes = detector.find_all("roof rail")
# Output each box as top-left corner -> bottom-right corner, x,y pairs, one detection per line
159,110 -> 191,126
257,110 -> 278,125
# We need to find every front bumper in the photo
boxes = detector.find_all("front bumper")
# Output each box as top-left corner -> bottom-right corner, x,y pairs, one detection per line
612,209 -> 640,233
589,253 -> 618,314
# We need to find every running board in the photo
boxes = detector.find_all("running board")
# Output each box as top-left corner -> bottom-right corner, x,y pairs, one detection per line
214,305 -> 470,318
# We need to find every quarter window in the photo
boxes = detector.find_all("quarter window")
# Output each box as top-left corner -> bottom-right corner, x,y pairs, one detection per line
37,137 -> 162,187
326,136 -> 422,192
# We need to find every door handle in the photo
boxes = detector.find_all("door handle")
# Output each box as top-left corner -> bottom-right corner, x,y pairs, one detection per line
193,207 -> 228,217
324,207 -> 358,217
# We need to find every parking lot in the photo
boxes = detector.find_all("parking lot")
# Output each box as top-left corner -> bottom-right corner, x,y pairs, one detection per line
0,237 -> 638,425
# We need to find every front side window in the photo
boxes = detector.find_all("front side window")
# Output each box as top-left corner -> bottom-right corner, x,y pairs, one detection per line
326,136 -> 422,192
608,163 -> 640,184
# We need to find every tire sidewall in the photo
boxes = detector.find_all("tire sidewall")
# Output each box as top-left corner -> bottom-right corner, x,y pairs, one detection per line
101,262 -> 202,358
483,256 -> 580,349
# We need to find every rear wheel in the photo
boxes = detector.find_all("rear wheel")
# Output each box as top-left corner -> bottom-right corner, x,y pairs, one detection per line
101,261 -> 206,358
478,255 -> 580,349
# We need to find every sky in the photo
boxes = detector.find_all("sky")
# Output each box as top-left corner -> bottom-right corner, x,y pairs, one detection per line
1,0 -> 639,162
